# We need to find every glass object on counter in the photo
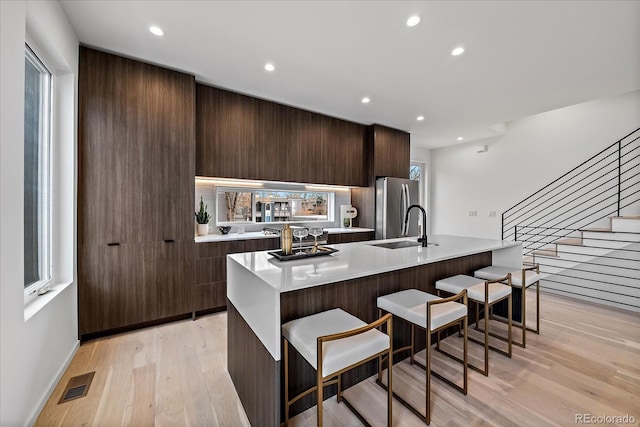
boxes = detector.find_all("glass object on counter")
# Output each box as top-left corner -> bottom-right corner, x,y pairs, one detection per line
309,227 -> 323,245
293,228 -> 309,254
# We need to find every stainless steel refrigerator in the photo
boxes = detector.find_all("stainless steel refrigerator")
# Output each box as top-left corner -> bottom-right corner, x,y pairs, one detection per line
375,177 -> 420,239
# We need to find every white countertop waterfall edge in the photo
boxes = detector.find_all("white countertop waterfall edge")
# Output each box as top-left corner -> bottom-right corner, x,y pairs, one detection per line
226,234 -> 523,360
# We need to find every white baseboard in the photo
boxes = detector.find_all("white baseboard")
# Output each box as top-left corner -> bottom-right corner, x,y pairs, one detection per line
25,339 -> 80,427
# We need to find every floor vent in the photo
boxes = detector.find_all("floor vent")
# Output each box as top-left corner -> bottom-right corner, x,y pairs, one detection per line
58,372 -> 95,404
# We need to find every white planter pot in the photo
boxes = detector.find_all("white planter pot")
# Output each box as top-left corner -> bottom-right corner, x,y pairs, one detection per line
197,223 -> 209,236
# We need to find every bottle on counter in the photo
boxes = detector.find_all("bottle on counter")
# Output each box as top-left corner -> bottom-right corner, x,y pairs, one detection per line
281,224 -> 293,255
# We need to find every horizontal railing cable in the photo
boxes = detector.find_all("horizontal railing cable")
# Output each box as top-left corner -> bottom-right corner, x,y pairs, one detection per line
503,128 -> 639,219
503,128 -> 639,312
503,146 -> 639,231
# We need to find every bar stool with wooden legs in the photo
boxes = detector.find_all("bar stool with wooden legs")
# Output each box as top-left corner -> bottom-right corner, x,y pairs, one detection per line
474,263 -> 540,347
435,274 -> 512,376
282,308 -> 393,426
376,289 -> 468,424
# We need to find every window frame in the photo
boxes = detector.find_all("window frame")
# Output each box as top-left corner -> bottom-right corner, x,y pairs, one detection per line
23,43 -> 53,296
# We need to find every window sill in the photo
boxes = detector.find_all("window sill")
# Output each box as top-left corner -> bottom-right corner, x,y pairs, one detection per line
24,281 -> 73,322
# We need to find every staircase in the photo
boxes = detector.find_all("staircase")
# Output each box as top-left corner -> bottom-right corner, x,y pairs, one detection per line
531,216 -> 639,312
503,128 -> 640,313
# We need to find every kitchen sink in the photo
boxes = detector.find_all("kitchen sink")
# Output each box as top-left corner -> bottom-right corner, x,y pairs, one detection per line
369,241 -> 439,249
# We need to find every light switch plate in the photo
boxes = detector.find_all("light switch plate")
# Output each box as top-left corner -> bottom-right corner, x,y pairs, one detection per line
488,211 -> 497,217
468,210 -> 477,217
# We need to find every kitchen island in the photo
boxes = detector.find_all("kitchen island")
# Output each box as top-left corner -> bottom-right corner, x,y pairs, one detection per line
226,235 -> 522,426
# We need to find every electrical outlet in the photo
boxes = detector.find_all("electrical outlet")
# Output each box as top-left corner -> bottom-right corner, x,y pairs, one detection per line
488,211 -> 497,217
468,210 -> 477,217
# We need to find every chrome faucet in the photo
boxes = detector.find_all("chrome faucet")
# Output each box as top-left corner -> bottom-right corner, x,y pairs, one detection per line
404,204 -> 428,247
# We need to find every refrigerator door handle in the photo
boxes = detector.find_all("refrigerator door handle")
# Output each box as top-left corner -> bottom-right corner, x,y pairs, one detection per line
401,184 -> 408,236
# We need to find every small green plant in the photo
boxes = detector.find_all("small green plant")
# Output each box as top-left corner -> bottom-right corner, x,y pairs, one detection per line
195,196 -> 211,224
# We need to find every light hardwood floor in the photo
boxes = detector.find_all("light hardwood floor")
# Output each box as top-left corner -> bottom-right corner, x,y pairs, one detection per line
36,292 -> 639,426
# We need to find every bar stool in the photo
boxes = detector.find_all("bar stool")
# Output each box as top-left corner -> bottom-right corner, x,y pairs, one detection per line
376,289 -> 468,424
435,274 -> 512,376
282,308 -> 393,427
474,263 -> 540,348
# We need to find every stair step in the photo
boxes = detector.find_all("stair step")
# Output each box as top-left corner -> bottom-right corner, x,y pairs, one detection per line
581,227 -> 612,232
555,237 -> 583,246
611,216 -> 640,233
533,247 -> 558,257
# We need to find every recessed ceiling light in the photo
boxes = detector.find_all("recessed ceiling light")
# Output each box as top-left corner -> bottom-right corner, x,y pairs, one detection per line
451,47 -> 465,56
457,137 -> 464,141
417,116 -> 424,121
149,26 -> 164,36
362,97 -> 370,104
264,63 -> 275,72
406,15 -> 421,27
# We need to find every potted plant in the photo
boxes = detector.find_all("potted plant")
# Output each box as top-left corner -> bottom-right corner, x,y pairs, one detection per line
195,196 -> 211,236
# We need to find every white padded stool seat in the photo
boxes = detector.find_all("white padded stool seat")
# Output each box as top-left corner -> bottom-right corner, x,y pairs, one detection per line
436,274 -> 511,303
377,289 -> 467,331
475,266 -> 540,287
282,308 -> 390,378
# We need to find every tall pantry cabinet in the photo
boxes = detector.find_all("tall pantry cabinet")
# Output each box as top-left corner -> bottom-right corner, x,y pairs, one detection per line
78,47 -> 195,339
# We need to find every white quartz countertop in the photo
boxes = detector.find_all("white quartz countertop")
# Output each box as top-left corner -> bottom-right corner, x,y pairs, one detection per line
194,227 -> 374,243
227,235 -> 521,293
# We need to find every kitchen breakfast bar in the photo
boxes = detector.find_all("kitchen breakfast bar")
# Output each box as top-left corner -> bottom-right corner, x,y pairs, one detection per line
226,235 -> 522,426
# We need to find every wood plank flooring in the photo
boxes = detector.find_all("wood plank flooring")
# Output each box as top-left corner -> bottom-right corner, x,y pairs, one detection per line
36,291 -> 639,426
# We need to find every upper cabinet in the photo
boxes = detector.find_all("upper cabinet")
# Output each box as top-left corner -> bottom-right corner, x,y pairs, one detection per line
371,124 -> 410,179
195,84 -> 367,186
78,47 -> 195,245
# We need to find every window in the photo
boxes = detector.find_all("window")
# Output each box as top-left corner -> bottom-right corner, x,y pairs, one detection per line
410,161 -> 426,207
24,45 -> 52,292
409,163 -> 421,182
215,187 -> 333,224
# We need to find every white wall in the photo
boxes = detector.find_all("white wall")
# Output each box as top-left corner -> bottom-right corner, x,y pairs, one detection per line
430,90 -> 640,239
1,1 -> 79,425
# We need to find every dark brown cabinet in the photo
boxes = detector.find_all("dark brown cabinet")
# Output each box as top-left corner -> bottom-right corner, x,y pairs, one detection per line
195,84 -> 367,186
327,231 -> 375,244
143,65 -> 196,242
371,124 -> 410,179
78,47 -> 196,338
152,240 -> 194,319
78,243 -> 150,335
351,125 -> 411,229
194,238 -> 279,314
78,51 -> 146,246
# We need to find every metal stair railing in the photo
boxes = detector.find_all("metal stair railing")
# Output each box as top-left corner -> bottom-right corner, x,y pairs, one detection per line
502,127 -> 640,312
502,127 -> 640,255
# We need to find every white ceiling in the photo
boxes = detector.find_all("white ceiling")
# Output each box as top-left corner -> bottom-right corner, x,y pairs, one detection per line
60,0 -> 640,149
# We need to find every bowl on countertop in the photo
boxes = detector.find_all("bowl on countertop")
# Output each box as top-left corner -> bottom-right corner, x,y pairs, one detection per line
219,226 -> 232,234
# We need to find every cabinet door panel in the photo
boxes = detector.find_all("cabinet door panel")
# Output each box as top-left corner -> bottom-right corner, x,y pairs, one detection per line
153,240 -> 194,318
78,243 -> 150,336
78,48 -> 145,245
194,282 -> 226,312
373,125 -> 410,179
144,65 -> 195,241
197,241 -> 231,258
196,257 -> 226,285
196,85 -> 257,179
